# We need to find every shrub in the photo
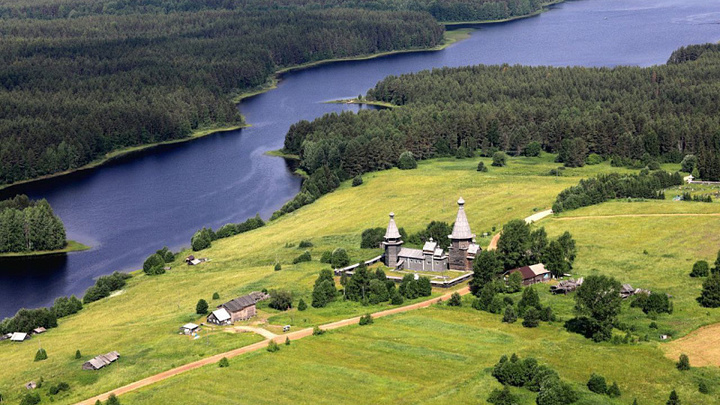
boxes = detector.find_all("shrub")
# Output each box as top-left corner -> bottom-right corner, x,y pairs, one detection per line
52,295 -> 83,318
699,381 -> 709,394
587,373 -> 607,394
83,272 -> 131,304
676,354 -> 690,371
698,272 -> 720,308
506,272 -> 523,293
523,141 -> 542,157
502,305 -> 517,323
690,260 -> 710,277
219,357 -> 229,367
274,262 -> 282,271
391,291 -> 404,305
487,385 -> 519,405
522,307 -> 540,328
667,390 -> 680,405
34,348 -> 48,361
586,153 -> 603,165
75,349 -> 82,359
492,151 -> 507,167
681,154 -> 697,173
298,298 -> 307,311
267,340 -> 280,352
156,247 -> 175,263
195,299 -> 208,315
398,151 -> 417,169
212,292 -> 220,300
312,326 -> 325,336
352,175 -> 363,187
191,230 -> 211,251
20,393 -> 41,405
447,292 -> 462,307
269,290 -> 293,311
298,240 -> 313,248
330,248 -> 349,268
359,314 -> 374,325
292,250 -> 312,264
360,227 -> 386,249
607,382 -> 621,398
285,337 -> 290,345
477,161 -> 488,172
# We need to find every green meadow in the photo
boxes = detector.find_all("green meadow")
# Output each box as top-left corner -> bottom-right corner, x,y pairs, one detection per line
1,153 -> 719,404
123,306 -> 720,405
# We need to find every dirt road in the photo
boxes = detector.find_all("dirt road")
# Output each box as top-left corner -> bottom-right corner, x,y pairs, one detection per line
487,209 -> 552,250
75,287 -> 470,405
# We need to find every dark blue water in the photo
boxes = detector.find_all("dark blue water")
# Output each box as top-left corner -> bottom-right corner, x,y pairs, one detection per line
1,0 -> 718,318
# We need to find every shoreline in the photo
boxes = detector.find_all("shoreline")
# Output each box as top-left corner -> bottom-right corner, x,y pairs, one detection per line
0,125 -> 245,193
324,99 -> 397,108
0,240 -> 90,258
231,28 -> 474,104
443,0 -> 566,26
0,5 -> 561,194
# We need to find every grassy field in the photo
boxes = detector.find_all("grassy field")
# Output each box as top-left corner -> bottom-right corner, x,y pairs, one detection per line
122,305 -> 720,405
2,153 -> 719,404
0,240 -> 90,258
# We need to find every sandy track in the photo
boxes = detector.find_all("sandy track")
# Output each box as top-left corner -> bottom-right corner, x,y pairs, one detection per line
75,287 -> 470,405
487,209 -> 552,251
662,323 -> 720,367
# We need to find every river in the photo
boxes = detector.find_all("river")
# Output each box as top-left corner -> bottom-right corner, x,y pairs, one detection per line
0,0 -> 718,318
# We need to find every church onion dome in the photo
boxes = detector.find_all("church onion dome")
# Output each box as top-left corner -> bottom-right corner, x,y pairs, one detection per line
384,212 -> 402,239
448,197 -> 475,240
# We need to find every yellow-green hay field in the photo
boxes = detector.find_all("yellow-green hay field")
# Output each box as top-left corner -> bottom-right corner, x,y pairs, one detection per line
1,154 -> 719,404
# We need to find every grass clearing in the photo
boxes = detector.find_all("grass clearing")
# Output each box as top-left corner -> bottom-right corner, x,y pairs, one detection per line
122,305 -> 720,405
5,153 -> 719,404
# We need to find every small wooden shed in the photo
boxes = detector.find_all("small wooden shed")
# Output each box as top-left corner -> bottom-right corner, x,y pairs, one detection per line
83,351 -> 120,370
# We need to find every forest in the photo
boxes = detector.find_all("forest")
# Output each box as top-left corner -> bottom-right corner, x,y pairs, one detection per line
0,194 -> 66,253
279,45 -> 720,216
0,0 -> 549,186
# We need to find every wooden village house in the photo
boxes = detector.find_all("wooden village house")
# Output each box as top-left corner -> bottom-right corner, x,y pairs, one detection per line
207,292 -> 270,325
83,351 -> 120,370
505,263 -> 551,286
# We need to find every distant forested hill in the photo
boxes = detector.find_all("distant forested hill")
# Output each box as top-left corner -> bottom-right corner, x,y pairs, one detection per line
0,0 -> 552,186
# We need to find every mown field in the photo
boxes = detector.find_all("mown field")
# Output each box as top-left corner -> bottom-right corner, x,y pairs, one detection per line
122,306 -> 720,405
2,153 -> 718,404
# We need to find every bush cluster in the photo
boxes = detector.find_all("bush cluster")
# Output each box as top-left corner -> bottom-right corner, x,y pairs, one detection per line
191,214 -> 265,251
83,272 -> 131,304
492,354 -> 577,405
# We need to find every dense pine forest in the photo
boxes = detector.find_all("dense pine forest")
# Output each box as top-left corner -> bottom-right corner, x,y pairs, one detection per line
277,44 -> 720,217
0,195 -> 66,253
0,0 -> 550,186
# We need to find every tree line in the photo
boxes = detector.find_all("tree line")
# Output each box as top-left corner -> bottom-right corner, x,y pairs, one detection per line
552,170 -> 684,213
0,0 -> 447,185
281,45 -> 720,215
0,194 -> 66,253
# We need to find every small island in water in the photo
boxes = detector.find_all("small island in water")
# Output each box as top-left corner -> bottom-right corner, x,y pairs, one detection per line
0,194 -> 88,257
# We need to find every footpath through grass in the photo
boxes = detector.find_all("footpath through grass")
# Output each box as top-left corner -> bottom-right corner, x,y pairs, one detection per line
122,305 -> 720,405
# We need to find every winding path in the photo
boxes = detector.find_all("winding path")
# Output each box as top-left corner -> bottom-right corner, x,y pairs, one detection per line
74,208 -> 553,404
75,287 -> 470,405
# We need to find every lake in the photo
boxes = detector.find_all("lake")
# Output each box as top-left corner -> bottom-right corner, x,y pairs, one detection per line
1,0 -> 718,318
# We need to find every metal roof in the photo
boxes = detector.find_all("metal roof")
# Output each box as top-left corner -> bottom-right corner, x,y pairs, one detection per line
422,239 -> 437,252
182,323 -> 199,330
10,332 -> 27,341
384,212 -> 402,239
449,197 -> 475,240
211,308 -> 231,322
398,247 -> 424,260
